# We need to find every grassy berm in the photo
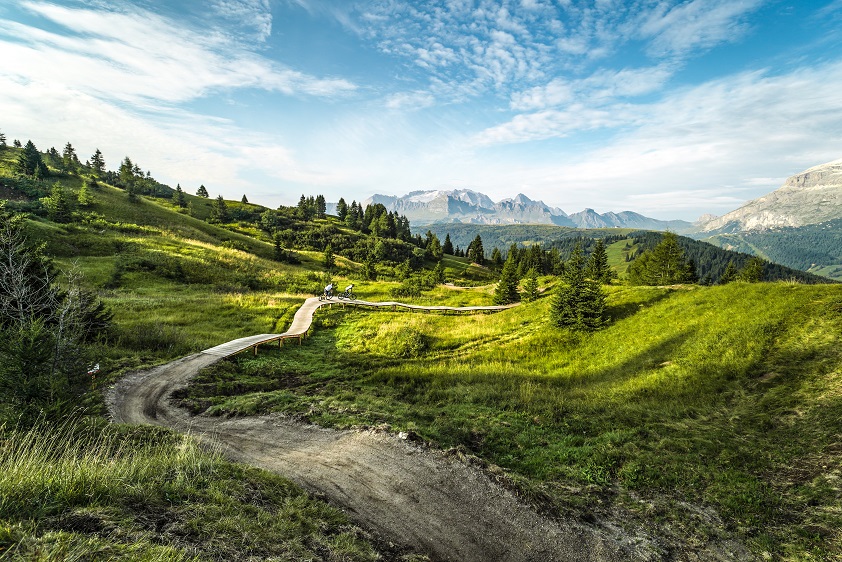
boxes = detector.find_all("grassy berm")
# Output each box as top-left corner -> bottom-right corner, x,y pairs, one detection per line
182,281 -> 842,560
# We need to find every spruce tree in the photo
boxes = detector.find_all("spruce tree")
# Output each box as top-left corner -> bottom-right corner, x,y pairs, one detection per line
336,198 -> 348,220
719,261 -> 739,284
241,194 -> 249,204
315,194 -> 326,219
196,184 -> 209,198
586,239 -> 611,284
174,184 -> 187,207
210,194 -> 230,223
16,140 -> 48,177
467,235 -> 484,265
493,253 -> 520,305
442,233 -> 454,255
737,257 -> 764,282
43,182 -> 73,223
551,245 -> 605,331
627,232 -> 693,286
522,268 -> 540,302
0,130 -> 6,148
90,149 -> 105,177
77,181 -> 94,207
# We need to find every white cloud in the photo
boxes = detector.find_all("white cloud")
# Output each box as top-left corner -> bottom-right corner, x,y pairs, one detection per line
210,0 -> 274,42
639,0 -> 764,57
2,1 -> 355,106
467,60 -> 842,218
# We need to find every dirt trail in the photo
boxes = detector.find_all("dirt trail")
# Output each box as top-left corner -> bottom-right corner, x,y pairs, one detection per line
108,299 -> 658,562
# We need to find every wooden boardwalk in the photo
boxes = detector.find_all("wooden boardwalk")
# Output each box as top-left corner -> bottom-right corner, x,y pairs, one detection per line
202,296 -> 516,358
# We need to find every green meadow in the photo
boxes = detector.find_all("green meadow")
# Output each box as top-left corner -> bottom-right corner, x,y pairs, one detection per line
2,141 -> 841,560
183,282 -> 842,559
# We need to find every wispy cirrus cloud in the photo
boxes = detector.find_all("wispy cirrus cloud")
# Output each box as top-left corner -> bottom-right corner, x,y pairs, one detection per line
0,1 -> 356,107
209,0 -> 274,42
638,0 -> 765,57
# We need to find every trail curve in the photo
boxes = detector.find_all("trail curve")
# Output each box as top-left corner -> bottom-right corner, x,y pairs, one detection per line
108,297 -> 655,562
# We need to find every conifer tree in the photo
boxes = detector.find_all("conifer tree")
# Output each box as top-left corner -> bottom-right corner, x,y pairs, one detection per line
42,182 -> 73,223
336,197 -> 348,220
627,232 -> 693,286
315,194 -> 327,219
467,235 -> 484,265
241,194 -> 249,204
16,140 -> 48,177
61,142 -> 79,174
434,260 -> 446,284
0,130 -> 6,148
490,247 -> 503,269
196,184 -> 209,198
522,268 -> 540,302
442,233 -> 454,255
210,194 -> 230,223
13,139 -> 22,147
77,181 -> 94,207
586,239 -> 611,284
719,261 -> 739,284
551,245 -> 605,331
174,184 -> 186,208
493,253 -> 520,305
90,149 -> 105,177
737,257 -> 764,283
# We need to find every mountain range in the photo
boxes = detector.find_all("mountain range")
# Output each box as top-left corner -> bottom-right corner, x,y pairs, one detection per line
360,190 -> 693,232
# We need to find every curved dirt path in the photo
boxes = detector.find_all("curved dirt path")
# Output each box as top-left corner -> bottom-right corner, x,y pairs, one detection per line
108,297 -> 656,562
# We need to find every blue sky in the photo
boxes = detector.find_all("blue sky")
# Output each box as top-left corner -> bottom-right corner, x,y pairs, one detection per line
1,0 -> 840,220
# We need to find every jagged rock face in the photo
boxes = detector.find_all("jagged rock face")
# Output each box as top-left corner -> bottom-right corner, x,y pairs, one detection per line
361,189 -> 692,231
698,158 -> 842,233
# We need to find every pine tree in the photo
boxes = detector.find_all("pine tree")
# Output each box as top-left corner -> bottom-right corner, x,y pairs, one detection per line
522,268 -> 540,302
442,233 -> 454,255
16,140 -> 48,177
61,142 -> 80,174
315,194 -> 327,219
719,261 -> 739,284
90,149 -> 105,177
551,245 -> 605,331
196,184 -> 209,198
491,247 -> 503,269
336,198 -> 348,220
0,130 -> 6,148
42,182 -> 73,223
586,239 -> 611,284
210,195 -> 230,223
241,194 -> 249,204
627,232 -> 693,286
493,253 -> 520,305
174,184 -> 186,208
737,257 -> 765,282
434,261 -> 446,284
467,235 -> 484,265
77,181 -> 95,207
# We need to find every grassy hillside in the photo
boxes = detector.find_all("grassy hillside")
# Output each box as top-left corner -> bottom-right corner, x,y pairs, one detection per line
182,282 -> 842,560
2,140 -> 840,559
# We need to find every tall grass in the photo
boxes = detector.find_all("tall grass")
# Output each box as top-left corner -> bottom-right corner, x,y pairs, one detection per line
0,420 -> 381,561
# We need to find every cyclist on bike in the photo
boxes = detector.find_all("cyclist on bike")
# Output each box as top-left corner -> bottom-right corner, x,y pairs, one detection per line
344,283 -> 354,295
323,283 -> 334,298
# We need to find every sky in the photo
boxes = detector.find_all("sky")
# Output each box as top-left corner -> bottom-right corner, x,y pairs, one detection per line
1,0 -> 841,221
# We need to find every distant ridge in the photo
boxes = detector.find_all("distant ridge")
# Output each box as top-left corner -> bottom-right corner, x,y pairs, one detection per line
696,157 -> 842,234
355,189 -> 692,232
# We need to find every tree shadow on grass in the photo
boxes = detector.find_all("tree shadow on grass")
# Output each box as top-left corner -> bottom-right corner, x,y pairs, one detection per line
604,288 -> 673,324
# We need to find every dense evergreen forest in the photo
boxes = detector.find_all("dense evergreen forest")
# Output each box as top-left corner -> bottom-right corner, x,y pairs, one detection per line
703,219 -> 842,279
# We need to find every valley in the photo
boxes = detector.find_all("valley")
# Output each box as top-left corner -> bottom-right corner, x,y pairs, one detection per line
0,140 -> 840,561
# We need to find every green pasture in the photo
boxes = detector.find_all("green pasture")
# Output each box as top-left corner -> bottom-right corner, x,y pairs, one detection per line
184,282 -> 842,560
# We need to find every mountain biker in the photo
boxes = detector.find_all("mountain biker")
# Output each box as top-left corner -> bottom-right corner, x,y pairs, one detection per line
344,283 -> 354,295
324,283 -> 334,298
